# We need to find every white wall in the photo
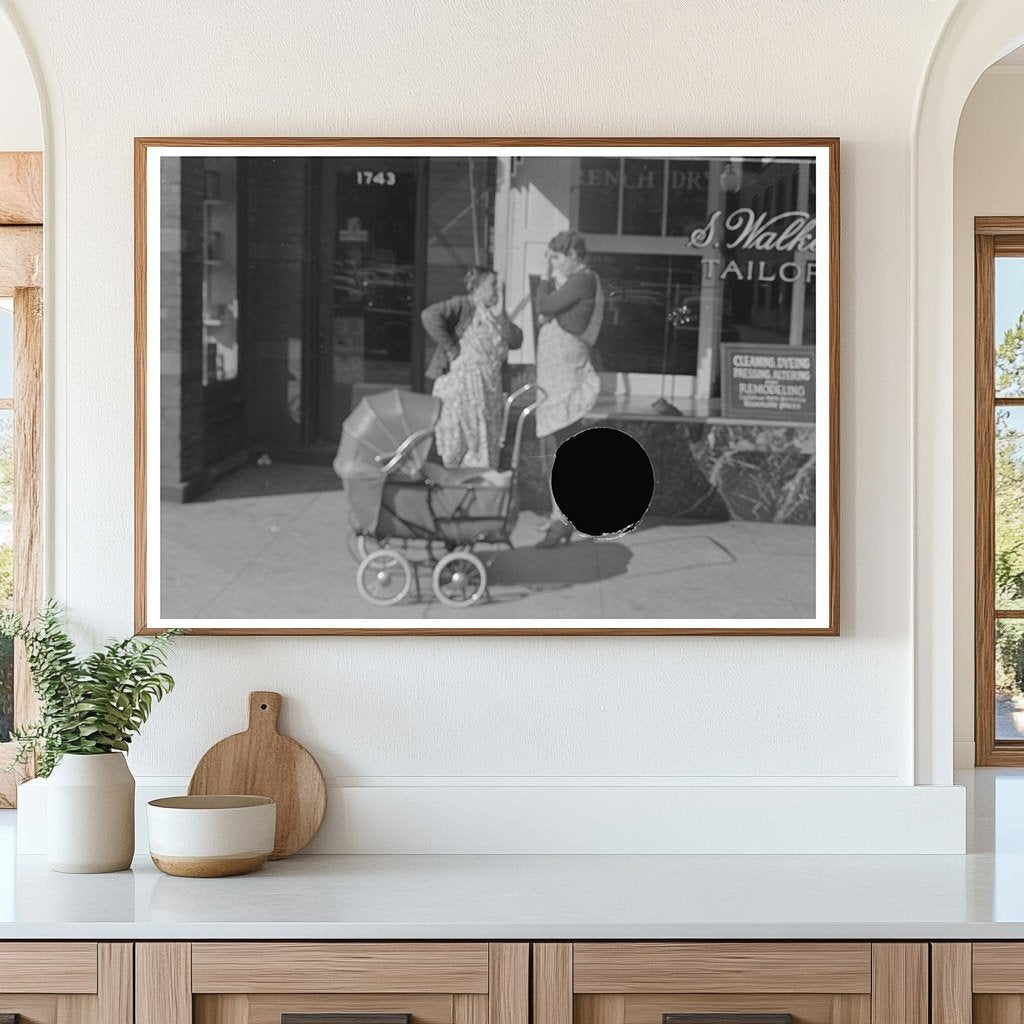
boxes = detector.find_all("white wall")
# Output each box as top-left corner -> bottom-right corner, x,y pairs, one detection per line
952,66 -> 1024,767
0,8 -> 39,152
0,0 -> 973,852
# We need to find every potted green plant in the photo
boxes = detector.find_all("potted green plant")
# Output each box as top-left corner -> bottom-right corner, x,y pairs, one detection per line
2,603 -> 178,873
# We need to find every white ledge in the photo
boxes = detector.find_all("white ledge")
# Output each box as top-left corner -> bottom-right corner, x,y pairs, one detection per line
1,849 -> 1023,940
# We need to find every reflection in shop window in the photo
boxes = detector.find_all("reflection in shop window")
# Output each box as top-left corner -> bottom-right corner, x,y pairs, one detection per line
587,244 -> 814,382
201,159 -> 239,385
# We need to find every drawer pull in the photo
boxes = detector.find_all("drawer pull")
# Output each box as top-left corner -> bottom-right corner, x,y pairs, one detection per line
283,1016 -> 411,1024
664,1016 -> 794,1024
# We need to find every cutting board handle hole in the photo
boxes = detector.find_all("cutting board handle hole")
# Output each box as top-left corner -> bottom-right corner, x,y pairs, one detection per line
260,703 -> 268,710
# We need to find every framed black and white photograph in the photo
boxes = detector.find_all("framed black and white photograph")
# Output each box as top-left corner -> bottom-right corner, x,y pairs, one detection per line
135,137 -> 839,635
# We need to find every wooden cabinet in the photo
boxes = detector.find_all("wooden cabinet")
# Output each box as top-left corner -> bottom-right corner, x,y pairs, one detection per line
136,944 -> 528,1024
932,943 -> 1024,1024
0,943 -> 132,1024
532,944 -> 928,1024
0,938 -> 954,1024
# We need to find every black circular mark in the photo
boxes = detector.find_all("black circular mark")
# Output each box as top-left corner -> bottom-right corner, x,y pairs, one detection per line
550,427 -> 654,537
260,703 -> 268,710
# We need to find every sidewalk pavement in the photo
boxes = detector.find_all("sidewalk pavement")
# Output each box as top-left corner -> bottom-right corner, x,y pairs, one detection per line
160,464 -> 815,621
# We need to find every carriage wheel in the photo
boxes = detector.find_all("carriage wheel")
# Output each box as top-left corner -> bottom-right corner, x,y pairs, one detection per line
346,532 -> 378,563
356,550 -> 413,606
356,534 -> 383,560
431,551 -> 488,607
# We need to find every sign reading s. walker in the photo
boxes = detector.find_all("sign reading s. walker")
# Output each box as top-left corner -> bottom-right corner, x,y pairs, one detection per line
721,343 -> 816,422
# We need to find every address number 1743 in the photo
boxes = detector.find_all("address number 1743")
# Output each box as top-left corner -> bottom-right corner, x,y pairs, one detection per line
355,171 -> 397,186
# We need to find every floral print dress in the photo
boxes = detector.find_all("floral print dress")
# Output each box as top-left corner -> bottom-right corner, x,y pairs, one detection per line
432,306 -> 508,468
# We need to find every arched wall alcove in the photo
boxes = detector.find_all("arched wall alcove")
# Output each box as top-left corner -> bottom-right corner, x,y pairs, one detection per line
914,0 -> 1024,784
0,3 -> 51,582
0,8 -> 42,152
0,3 -> 48,806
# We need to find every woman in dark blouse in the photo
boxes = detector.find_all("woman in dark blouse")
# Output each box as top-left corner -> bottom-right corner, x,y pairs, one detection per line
533,231 -> 604,546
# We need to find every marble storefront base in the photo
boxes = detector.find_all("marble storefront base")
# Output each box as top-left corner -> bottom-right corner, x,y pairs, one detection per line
691,423 -> 816,525
503,366 -> 816,525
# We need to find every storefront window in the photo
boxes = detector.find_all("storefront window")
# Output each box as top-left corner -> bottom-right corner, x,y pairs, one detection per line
665,160 -> 711,237
578,156 -> 815,243
620,158 -> 664,236
588,253 -> 706,375
580,157 -> 816,386
578,157 -> 620,234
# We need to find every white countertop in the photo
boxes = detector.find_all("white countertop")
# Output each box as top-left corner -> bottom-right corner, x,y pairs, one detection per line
1,769 -> 1022,941
0,849 -> 1022,940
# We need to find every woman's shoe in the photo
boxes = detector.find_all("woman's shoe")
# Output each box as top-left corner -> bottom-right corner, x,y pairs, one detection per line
536,519 -> 574,548
537,514 -> 560,534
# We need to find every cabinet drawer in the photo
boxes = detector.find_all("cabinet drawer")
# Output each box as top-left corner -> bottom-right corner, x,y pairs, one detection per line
139,943 -> 528,1024
0,943 -> 130,1024
572,944 -> 872,994
937,942 -> 1024,1024
0,942 -> 99,993
191,943 -> 491,994
534,944 -> 926,1024
973,944 -> 1024,992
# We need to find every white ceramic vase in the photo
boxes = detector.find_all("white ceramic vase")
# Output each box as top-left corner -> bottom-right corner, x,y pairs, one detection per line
46,752 -> 135,873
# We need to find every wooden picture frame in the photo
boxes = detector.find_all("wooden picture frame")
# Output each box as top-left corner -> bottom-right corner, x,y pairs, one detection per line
135,137 -> 840,636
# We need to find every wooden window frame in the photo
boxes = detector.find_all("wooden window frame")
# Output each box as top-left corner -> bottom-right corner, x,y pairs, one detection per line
0,151 -> 43,806
975,217 -> 1024,764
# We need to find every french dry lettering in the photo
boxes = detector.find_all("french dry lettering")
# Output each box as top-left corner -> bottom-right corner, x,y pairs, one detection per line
581,168 -> 708,191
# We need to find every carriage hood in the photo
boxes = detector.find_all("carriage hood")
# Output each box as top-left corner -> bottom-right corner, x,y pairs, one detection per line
334,389 -> 442,534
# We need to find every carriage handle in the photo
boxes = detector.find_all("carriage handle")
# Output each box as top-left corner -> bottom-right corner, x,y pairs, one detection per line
377,384 -> 546,477
375,426 -> 436,476
499,382 -> 546,450
503,383 -> 547,472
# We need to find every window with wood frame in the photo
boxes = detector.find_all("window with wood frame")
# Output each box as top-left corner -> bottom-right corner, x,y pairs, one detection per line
975,217 -> 1024,764
0,151 -> 43,806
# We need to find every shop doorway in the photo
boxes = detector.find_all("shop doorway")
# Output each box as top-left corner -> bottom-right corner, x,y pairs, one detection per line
161,153 -> 490,498
311,157 -> 425,447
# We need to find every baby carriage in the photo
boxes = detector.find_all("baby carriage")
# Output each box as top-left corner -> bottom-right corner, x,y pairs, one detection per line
334,383 -> 546,608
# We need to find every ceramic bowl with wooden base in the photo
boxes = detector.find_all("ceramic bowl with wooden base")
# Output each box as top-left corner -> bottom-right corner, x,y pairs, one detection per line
147,795 -> 276,877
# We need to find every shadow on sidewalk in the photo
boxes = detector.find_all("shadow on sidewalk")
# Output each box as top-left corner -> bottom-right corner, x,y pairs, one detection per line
485,539 -> 631,587
190,464 -> 343,502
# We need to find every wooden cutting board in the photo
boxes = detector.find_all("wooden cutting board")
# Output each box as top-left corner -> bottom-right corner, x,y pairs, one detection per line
188,691 -> 327,859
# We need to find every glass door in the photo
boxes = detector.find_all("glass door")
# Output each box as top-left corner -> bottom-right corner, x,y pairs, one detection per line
315,157 -> 419,445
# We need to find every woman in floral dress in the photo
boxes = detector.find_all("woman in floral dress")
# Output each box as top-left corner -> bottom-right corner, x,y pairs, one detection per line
431,268 -> 521,468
